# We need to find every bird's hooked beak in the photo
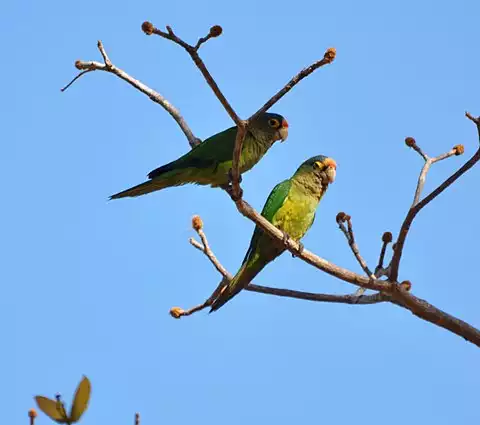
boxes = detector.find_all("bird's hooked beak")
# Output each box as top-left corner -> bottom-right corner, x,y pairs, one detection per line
324,158 -> 337,183
278,119 -> 289,142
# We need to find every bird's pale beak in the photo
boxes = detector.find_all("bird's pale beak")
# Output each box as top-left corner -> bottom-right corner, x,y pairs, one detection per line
324,158 -> 337,183
278,119 -> 289,142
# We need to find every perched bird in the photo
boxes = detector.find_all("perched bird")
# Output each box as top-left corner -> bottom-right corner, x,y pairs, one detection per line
210,155 -> 337,312
109,112 -> 288,200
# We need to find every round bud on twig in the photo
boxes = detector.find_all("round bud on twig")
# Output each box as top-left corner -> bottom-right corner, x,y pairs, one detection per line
324,47 -> 336,62
399,281 -> 412,291
453,144 -> 465,156
28,409 -> 37,419
142,21 -> 154,35
209,25 -> 223,37
336,212 -> 347,223
192,215 -> 203,231
382,232 -> 393,243
170,307 -> 184,319
74,60 -> 83,70
405,137 -> 416,148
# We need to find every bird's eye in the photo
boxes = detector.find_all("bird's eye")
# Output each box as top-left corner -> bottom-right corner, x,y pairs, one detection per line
313,161 -> 323,170
268,118 -> 280,128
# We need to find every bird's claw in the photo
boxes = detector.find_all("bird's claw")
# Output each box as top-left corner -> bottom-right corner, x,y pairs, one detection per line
282,231 -> 291,248
227,168 -> 243,185
292,242 -> 304,258
224,184 -> 243,202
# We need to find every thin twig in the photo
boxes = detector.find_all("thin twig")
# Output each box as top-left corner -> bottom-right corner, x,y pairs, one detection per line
147,23 -> 241,125
60,70 -> 95,92
336,213 -> 375,278
375,232 -> 392,277
249,48 -> 337,121
135,413 -> 140,425
63,41 -> 200,148
390,114 -> 478,282
171,221 -> 389,318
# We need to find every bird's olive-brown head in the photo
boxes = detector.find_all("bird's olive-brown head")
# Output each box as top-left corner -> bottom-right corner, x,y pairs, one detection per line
249,112 -> 289,144
295,155 -> 337,187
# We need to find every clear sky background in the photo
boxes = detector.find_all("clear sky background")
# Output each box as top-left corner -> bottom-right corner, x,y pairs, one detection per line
3,0 -> 480,424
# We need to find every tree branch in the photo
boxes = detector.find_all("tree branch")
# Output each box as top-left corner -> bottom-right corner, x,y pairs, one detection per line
390,117 -> 476,282
68,23 -> 480,348
170,218 -> 388,318
63,40 -> 200,148
336,212 -> 375,278
249,48 -> 336,121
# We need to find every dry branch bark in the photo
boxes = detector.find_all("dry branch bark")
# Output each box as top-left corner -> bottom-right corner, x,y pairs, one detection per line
66,22 -> 480,348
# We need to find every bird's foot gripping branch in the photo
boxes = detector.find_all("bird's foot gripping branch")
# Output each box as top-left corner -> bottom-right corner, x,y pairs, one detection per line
65,21 -> 480,347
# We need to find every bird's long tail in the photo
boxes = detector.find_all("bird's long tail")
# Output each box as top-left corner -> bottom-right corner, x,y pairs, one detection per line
209,256 -> 268,313
109,167 -> 195,200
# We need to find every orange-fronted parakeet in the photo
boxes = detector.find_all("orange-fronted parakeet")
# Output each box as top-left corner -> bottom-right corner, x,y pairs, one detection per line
210,155 -> 337,312
110,112 -> 288,199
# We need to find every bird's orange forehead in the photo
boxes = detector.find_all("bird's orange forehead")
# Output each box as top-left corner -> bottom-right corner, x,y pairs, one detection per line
281,118 -> 289,128
324,158 -> 337,169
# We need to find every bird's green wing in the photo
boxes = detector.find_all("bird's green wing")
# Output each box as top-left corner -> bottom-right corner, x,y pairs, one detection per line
241,179 -> 291,264
148,127 -> 241,178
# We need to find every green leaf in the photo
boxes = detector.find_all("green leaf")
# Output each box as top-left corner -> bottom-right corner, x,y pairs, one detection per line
69,376 -> 91,423
35,396 -> 69,424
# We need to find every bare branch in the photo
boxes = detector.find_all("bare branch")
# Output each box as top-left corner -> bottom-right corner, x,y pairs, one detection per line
63,41 -> 200,148
390,115 -> 478,282
375,232 -> 392,277
135,413 -> 140,425
336,212 -> 375,278
145,22 -> 241,126
249,48 -> 337,121
391,289 -> 480,347
171,217 -> 389,318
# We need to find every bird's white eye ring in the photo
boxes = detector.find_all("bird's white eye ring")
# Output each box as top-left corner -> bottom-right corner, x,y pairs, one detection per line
268,118 -> 280,128
313,161 -> 323,169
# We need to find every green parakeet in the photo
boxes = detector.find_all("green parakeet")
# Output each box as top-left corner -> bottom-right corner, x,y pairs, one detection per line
210,155 -> 337,312
109,112 -> 288,199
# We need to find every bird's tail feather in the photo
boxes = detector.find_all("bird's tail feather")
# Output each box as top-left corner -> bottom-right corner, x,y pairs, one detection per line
209,258 -> 267,312
109,169 -> 192,200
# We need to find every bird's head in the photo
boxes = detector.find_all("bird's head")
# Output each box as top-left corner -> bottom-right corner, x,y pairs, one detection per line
249,112 -> 289,144
295,155 -> 337,187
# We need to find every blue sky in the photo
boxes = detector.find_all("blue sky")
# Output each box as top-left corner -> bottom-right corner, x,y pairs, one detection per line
4,0 -> 480,423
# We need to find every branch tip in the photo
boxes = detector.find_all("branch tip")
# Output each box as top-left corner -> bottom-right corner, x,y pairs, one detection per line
142,21 -> 154,35
465,111 -> 480,125
382,231 -> 393,243
192,215 -> 204,231
324,47 -> 336,62
405,137 -> 416,148
454,144 -> 465,156
209,25 -> 223,37
74,60 -> 83,70
170,307 -> 184,319
399,281 -> 412,291
336,211 -> 348,223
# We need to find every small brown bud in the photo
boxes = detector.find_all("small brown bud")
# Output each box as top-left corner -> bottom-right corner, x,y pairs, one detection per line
453,144 -> 465,156
336,212 -> 347,223
28,409 -> 37,419
142,21 -> 154,35
382,232 -> 393,243
191,215 -> 203,231
405,137 -> 416,148
74,60 -> 83,70
324,47 -> 336,62
399,281 -> 412,291
209,25 -> 223,37
170,307 -> 184,319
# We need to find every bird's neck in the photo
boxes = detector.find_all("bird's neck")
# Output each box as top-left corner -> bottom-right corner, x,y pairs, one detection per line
291,175 -> 327,201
